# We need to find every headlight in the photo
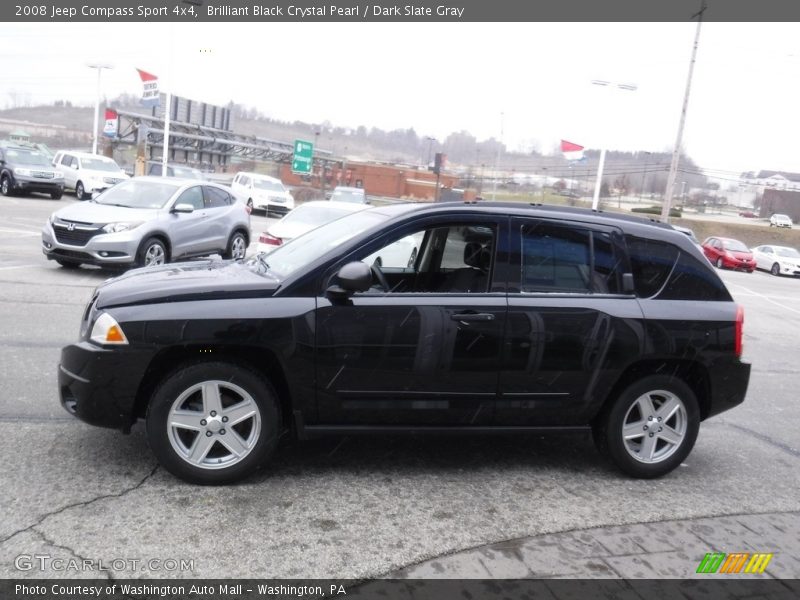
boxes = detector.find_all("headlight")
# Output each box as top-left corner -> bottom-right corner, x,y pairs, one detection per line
14,168 -> 32,177
102,221 -> 142,233
89,312 -> 128,345
52,172 -> 64,180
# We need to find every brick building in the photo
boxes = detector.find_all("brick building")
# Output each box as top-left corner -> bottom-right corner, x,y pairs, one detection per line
279,161 -> 458,201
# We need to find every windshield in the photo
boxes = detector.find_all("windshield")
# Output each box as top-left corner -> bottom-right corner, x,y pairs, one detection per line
253,179 -> 285,192
723,240 -> 749,252
81,157 -> 121,172
281,204 -> 359,227
776,247 -> 800,258
6,148 -> 51,166
331,189 -> 365,203
95,179 -> 179,209
250,209 -> 388,278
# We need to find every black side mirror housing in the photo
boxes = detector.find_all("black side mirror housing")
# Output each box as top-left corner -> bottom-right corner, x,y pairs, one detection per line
327,262 -> 372,297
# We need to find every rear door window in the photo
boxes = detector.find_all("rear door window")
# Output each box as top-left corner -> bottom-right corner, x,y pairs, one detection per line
519,222 -> 623,294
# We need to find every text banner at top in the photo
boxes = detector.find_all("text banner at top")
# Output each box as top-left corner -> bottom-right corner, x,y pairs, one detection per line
4,0 -> 800,22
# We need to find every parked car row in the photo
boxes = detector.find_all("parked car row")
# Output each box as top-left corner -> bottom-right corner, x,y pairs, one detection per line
700,235 -> 800,277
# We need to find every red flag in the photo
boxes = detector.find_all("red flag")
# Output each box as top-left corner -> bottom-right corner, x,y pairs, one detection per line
561,140 -> 584,153
561,140 -> 585,161
136,69 -> 158,82
136,69 -> 160,107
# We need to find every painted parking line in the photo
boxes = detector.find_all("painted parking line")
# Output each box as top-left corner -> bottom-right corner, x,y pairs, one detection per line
0,264 -> 38,271
727,283 -> 800,316
0,227 -> 40,237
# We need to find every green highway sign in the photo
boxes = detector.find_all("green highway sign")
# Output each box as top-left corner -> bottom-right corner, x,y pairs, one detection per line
292,139 -> 314,174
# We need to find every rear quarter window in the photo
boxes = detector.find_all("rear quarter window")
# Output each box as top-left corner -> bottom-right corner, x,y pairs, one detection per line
626,236 -> 678,298
659,250 -> 732,301
626,235 -> 731,301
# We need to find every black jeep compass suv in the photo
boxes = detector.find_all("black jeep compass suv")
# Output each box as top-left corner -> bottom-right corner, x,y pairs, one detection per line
58,202 -> 750,484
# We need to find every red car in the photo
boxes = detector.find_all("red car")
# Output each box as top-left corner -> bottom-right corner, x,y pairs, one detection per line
701,236 -> 755,272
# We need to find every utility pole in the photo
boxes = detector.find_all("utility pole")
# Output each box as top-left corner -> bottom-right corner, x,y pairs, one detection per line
661,0 -> 706,222
87,63 -> 113,155
491,111 -> 504,201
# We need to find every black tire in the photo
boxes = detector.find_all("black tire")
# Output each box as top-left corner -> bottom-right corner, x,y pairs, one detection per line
75,181 -> 87,200
50,190 -> 63,200
592,375 -> 700,478
715,257 -> 724,269
0,175 -> 12,197
55,259 -> 81,269
223,231 -> 248,260
137,237 -> 168,267
145,361 -> 281,484
771,263 -> 781,276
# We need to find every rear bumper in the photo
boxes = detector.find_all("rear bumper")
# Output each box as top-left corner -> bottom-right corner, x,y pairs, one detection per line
59,341 -> 154,430
706,359 -> 751,419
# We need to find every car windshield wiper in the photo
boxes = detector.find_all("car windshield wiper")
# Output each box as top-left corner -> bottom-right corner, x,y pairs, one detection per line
255,252 -> 270,272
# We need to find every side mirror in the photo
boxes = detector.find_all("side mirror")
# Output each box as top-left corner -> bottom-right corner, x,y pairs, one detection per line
172,203 -> 195,214
327,262 -> 372,297
71,163 -> 78,170
622,273 -> 635,295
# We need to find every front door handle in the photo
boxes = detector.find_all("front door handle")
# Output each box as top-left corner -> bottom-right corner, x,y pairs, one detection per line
451,312 -> 496,322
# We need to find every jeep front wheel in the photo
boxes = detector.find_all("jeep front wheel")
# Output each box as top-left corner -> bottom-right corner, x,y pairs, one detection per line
146,362 -> 281,484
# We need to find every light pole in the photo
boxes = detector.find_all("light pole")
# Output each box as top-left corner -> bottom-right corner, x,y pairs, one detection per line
590,80 -> 637,211
425,136 -> 436,167
87,63 -> 113,155
639,151 -> 652,202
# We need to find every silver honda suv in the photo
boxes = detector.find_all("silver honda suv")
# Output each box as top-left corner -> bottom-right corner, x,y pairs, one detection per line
41,177 -> 250,269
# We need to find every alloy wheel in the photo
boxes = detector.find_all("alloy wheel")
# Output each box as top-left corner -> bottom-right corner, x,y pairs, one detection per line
621,389 -> 688,464
167,380 -> 262,470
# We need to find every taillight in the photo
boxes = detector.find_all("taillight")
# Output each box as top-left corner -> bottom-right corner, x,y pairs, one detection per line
258,232 -> 282,246
734,304 -> 744,357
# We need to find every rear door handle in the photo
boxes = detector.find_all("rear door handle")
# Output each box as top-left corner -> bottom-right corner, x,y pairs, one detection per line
451,312 -> 495,322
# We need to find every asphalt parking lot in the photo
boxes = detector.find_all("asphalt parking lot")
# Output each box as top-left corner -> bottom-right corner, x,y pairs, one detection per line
0,194 -> 798,579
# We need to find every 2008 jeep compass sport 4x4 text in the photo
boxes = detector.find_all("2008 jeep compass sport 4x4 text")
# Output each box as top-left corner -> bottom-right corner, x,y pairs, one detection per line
59,203 -> 750,484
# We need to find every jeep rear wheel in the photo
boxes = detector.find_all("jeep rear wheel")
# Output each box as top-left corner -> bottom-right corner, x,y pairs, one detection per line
593,375 -> 700,478
145,362 -> 281,484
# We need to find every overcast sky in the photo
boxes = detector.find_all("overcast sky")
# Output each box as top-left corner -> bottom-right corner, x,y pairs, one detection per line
2,22 -> 799,178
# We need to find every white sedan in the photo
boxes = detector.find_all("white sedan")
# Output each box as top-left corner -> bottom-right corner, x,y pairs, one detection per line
752,245 -> 800,276
256,200 -> 369,253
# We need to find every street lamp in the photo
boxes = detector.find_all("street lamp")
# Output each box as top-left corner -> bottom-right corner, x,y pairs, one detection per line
87,62 -> 113,155
639,151 -> 652,202
425,136 -> 436,167
590,80 -> 637,211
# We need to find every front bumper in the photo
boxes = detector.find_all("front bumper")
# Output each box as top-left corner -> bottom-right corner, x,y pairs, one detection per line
11,174 -> 64,194
41,221 -> 142,266
59,341 -> 154,431
723,257 -> 755,271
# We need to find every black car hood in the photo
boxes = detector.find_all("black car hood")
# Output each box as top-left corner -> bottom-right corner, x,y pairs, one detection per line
95,260 -> 281,309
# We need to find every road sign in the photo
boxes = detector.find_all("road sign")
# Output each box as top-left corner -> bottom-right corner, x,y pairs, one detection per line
292,139 -> 314,174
